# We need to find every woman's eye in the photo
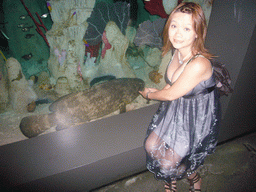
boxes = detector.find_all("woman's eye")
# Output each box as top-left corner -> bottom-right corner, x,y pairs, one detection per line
171,24 -> 176,28
184,28 -> 190,31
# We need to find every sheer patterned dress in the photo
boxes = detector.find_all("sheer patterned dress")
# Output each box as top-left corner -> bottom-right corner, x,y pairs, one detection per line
144,55 -> 221,183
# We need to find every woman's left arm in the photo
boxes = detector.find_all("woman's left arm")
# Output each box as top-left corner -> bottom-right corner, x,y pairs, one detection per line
140,57 -> 212,101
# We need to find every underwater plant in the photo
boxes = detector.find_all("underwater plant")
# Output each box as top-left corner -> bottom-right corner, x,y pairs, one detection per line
134,18 -> 166,49
84,1 -> 130,45
126,45 -> 145,59
144,0 -> 169,18
20,0 -> 49,46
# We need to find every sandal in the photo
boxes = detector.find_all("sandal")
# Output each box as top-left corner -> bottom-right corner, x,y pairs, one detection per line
187,172 -> 201,192
164,180 -> 177,192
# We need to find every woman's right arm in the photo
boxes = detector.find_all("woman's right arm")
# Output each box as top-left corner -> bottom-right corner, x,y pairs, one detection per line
163,84 -> 171,90
147,83 -> 171,93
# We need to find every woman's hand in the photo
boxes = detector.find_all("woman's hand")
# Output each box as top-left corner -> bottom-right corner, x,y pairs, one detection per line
139,88 -> 158,99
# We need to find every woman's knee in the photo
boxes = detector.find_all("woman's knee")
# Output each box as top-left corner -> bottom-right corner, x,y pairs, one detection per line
144,138 -> 154,153
144,132 -> 159,152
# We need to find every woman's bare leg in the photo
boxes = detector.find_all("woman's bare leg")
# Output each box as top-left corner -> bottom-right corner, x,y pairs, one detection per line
187,172 -> 202,191
145,132 -> 182,169
164,180 -> 177,192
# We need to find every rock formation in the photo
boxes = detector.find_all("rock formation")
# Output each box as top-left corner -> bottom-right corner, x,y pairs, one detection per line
46,0 -> 95,95
0,58 -> 9,113
98,21 -> 136,78
6,57 -> 37,113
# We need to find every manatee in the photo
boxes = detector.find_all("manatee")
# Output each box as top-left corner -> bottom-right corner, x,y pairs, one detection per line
20,78 -> 145,138
90,75 -> 116,87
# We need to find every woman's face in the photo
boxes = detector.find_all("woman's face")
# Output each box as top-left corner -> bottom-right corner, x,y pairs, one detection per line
168,12 -> 197,52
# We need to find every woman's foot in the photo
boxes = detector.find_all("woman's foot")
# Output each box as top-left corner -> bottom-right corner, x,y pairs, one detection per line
164,180 -> 177,192
187,172 -> 201,192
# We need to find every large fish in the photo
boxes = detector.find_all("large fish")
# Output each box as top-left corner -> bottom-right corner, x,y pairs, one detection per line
20,78 -> 145,138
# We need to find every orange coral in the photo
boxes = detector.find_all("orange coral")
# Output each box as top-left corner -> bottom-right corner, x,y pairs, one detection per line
39,84 -> 53,90
149,70 -> 163,84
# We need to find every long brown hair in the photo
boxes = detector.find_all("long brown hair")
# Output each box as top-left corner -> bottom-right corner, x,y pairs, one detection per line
162,2 -> 213,59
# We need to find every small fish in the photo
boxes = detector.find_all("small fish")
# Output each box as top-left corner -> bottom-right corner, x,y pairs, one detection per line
22,53 -> 33,60
22,26 -> 33,32
41,13 -> 50,18
17,23 -> 28,28
47,2 -> 52,12
25,34 -> 35,39
20,15 -> 28,20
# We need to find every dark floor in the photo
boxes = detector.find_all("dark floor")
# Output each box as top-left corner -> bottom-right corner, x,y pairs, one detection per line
91,132 -> 256,192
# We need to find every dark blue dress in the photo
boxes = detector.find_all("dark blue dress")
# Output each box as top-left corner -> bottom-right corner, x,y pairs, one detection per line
144,55 -> 221,182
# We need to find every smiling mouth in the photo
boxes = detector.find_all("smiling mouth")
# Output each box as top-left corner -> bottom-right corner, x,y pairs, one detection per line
173,39 -> 184,43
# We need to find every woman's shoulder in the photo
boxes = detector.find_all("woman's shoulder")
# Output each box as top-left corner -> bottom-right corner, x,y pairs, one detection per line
189,55 -> 212,70
185,55 -> 212,80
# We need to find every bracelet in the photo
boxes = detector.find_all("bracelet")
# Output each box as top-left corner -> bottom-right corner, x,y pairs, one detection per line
146,91 -> 151,100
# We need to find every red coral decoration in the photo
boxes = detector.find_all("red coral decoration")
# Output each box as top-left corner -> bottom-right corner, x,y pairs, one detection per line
144,0 -> 169,18
101,31 -> 112,59
20,0 -> 49,47
85,42 -> 101,59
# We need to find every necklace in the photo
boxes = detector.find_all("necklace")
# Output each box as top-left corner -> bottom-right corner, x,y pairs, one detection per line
178,51 -> 192,64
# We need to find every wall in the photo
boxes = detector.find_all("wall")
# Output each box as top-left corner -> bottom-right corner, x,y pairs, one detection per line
205,0 -> 256,141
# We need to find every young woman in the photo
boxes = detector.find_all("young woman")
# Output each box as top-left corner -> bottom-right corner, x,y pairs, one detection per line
139,2 -> 221,192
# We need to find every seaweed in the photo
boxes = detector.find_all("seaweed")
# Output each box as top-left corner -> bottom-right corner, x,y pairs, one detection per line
144,0 -> 169,18
126,45 -> 158,70
84,1 -> 130,45
133,18 -> 166,49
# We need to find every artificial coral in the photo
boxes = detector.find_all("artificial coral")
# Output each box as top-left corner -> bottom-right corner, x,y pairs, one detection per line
20,0 -> 49,47
77,62 -> 83,81
134,18 -> 166,49
148,69 -> 163,84
84,1 -> 130,45
85,42 -> 101,59
101,31 -> 112,59
54,48 -> 67,66
144,0 -> 169,18
144,0 -> 184,17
